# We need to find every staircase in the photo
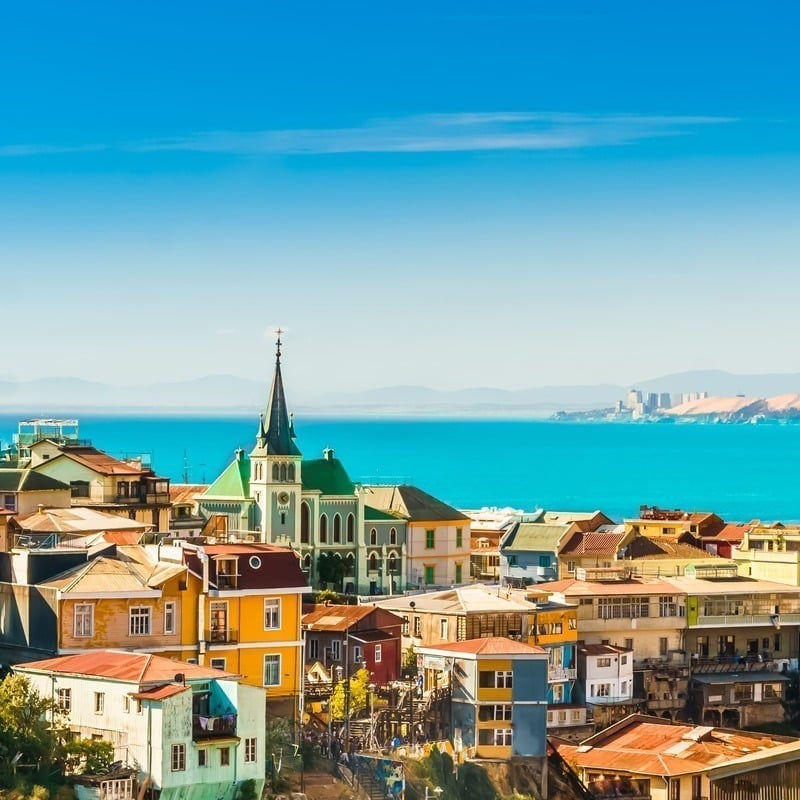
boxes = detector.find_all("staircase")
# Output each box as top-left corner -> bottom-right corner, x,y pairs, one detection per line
354,758 -> 389,800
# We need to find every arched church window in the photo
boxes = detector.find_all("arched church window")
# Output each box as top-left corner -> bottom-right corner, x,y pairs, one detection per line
346,514 -> 355,543
333,514 -> 342,543
288,463 -> 295,481
390,527 -> 397,545
370,528 -> 377,546
320,514 -> 328,543
369,552 -> 378,572
388,553 -> 398,573
303,554 -> 312,572
272,464 -> 279,481
301,503 -> 310,544
279,463 -> 287,482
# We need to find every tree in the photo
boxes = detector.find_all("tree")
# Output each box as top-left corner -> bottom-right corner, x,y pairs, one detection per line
64,739 -> 113,775
317,553 -> 345,590
403,645 -> 419,678
329,667 -> 370,720
315,588 -> 341,605
0,674 -> 62,785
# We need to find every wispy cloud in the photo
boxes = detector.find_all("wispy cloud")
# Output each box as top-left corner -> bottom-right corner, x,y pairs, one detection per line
1,112 -> 734,158
0,143 -> 108,157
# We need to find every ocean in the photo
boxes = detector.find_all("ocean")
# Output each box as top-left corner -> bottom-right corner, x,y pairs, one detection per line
2,413 -> 799,523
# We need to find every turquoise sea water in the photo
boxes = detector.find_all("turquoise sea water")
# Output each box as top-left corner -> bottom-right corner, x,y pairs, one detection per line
2,414 -> 799,522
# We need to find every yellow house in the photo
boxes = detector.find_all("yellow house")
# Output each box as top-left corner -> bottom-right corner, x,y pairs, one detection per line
176,542 -> 308,720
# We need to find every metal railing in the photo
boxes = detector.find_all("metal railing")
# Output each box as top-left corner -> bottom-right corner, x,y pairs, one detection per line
205,629 -> 239,644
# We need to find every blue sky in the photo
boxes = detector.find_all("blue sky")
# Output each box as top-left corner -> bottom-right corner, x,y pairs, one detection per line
2,1 -> 799,398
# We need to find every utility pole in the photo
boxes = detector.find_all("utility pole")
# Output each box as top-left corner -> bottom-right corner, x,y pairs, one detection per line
344,633 -> 351,748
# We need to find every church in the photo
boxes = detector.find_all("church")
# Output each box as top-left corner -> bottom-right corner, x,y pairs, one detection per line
197,334 -> 471,596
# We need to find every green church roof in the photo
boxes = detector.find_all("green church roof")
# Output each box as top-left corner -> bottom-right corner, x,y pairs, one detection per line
202,450 -> 251,499
302,453 -> 355,496
365,505 -> 404,522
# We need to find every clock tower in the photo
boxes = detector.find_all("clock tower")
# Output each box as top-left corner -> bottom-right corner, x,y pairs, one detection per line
249,330 -> 303,545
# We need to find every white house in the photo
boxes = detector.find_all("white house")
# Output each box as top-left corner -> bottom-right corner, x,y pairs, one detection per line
17,650 -> 266,800
577,643 -> 634,704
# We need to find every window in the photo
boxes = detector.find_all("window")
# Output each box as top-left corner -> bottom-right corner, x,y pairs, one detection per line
3,495 -> 15,512
593,683 -> 611,697
301,503 -> 310,543
164,602 -> 176,635
455,563 -> 462,584
198,749 -> 208,768
220,747 -> 230,767
764,682 -> 782,699
347,514 -> 355,543
660,596 -> 677,617
245,738 -> 257,763
493,729 -> 513,746
129,607 -> 152,636
696,636 -> 709,657
625,638 -> 634,651
331,640 -> 342,660
171,744 -> 186,772
413,616 -> 421,637
309,639 -> 319,660
94,692 -> 105,713
734,683 -> 754,702
320,514 -> 328,543
775,634 -> 782,652
558,710 -> 567,722
210,658 -> 226,671
333,514 -> 342,543
58,688 -> 72,711
352,645 -> 362,664
660,637 -> 669,657
216,558 -> 238,589
369,528 -> 377,545
597,657 -> 611,668
390,527 -> 397,545
479,705 -> 512,720
547,711 -> 554,723
264,654 -> 281,686
369,552 -> 378,572
425,530 -> 435,549
388,553 -> 398,573
440,618 -> 448,639
508,555 -> 518,567
539,555 -> 551,568
456,528 -> 463,548
136,699 -> 143,714
122,695 -> 130,713
264,598 -> 281,630
567,561 -> 576,572
74,603 -> 94,637
621,680 -> 628,695
621,655 -> 628,665
597,596 -> 650,619
375,644 -> 382,663
479,671 -> 513,688
572,710 -> 581,721
424,565 -> 435,585
553,684 -> 564,703
70,480 -> 90,498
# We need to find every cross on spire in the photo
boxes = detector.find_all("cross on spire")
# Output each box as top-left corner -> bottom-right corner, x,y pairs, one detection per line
275,328 -> 284,362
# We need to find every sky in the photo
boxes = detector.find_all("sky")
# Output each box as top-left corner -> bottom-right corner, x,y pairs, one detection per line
2,1 -> 799,399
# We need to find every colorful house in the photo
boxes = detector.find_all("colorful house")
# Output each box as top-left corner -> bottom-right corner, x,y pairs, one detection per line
17,651 -> 267,800
417,637 -> 549,759
30,441 -> 171,531
555,715 -> 800,800
361,484 -> 471,589
302,603 -> 404,685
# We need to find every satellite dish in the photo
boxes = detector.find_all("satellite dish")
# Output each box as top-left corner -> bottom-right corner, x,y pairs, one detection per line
174,673 -> 185,684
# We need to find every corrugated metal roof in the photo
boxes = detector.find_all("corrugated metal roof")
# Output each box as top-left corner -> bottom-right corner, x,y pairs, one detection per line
502,522 -> 573,552
15,506 -> 150,533
420,637 -> 546,656
374,584 -> 536,614
303,605 -> 377,631
362,485 -> 468,522
18,650 -> 237,683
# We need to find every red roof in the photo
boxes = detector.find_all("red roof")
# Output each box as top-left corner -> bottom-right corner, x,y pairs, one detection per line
18,650 -> 237,683
303,604 -> 378,631
702,523 -> 750,543
53,446 -> 150,476
423,637 -> 546,656
132,684 -> 190,700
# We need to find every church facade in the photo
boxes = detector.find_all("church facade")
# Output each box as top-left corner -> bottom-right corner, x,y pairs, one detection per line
197,335 -> 413,596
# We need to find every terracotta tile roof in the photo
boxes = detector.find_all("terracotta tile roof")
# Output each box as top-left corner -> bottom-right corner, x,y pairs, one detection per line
626,536 -> 719,560
420,637 -> 546,656
18,650 -> 236,683
560,530 -> 628,557
702,523 -> 750,543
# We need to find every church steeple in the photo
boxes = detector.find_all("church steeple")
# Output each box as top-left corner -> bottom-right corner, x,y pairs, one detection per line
256,329 -> 301,456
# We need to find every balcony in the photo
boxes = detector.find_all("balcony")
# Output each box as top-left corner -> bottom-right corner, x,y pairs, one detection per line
587,694 -> 636,706
216,575 -> 238,590
192,713 -> 237,740
548,666 -> 577,682
205,629 -> 238,644
13,532 -> 89,550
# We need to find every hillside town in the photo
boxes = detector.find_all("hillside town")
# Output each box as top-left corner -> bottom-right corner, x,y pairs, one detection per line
3,338 -> 800,800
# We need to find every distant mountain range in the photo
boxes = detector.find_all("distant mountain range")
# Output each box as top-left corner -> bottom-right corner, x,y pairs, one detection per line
3,369 -> 800,416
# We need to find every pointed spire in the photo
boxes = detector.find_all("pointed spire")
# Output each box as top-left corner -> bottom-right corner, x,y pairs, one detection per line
256,329 -> 301,456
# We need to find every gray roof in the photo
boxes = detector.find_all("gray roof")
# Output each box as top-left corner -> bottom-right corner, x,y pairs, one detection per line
501,522 -> 573,553
362,485 -> 468,522
0,468 -> 70,493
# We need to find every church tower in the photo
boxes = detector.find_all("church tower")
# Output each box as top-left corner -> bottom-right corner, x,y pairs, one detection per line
249,330 -> 303,545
